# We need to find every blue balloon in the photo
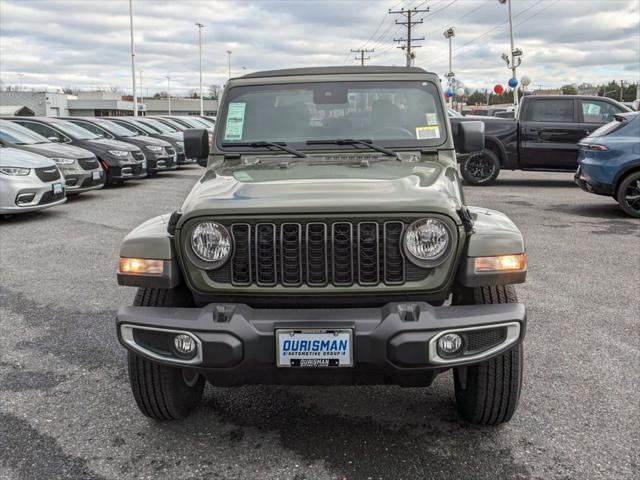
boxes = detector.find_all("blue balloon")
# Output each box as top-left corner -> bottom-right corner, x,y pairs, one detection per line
508,77 -> 519,88
446,88 -> 454,97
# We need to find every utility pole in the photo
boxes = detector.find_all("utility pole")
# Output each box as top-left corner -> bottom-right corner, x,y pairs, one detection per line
129,0 -> 138,116
196,22 -> 204,116
166,75 -> 171,115
389,6 -> 428,67
443,27 -> 455,109
499,0 -> 521,108
619,80 -> 624,102
351,48 -> 374,66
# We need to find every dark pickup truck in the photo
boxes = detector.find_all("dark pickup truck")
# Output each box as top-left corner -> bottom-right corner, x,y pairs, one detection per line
451,95 -> 630,185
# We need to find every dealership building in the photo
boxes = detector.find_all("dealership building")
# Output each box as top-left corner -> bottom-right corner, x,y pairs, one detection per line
0,91 -> 217,117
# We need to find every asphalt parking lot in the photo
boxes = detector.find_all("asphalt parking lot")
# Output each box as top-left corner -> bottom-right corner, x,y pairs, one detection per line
1,167 -> 638,480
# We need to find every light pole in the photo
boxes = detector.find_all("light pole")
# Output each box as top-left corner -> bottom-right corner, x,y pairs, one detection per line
129,0 -> 138,116
443,27 -> 455,109
139,70 -> 143,103
196,22 -> 204,116
166,75 -> 171,115
499,0 -> 521,108
226,50 -> 232,80
17,73 -> 24,91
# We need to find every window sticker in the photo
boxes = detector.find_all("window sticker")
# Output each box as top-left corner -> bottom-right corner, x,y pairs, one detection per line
234,170 -> 253,182
224,102 -> 247,141
426,113 -> 439,125
416,126 -> 440,139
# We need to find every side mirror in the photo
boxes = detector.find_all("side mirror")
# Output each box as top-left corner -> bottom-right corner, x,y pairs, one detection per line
457,121 -> 484,153
184,129 -> 210,167
48,136 -> 60,143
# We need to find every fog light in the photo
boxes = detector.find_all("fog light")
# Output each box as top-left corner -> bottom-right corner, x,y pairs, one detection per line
437,333 -> 463,356
174,334 -> 197,357
16,193 -> 36,205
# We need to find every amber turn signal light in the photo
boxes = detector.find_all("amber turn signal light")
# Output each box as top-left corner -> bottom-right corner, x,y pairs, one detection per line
118,257 -> 164,275
474,254 -> 526,273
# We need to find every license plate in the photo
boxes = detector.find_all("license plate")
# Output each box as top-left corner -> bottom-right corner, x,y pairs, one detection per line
92,171 -> 102,180
52,183 -> 63,195
276,329 -> 353,368
142,160 -> 147,169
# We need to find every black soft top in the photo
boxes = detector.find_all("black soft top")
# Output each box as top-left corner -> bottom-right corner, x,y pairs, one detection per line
240,66 -> 432,79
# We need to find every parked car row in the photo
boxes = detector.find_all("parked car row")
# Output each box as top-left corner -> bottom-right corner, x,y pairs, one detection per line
0,115 -> 212,215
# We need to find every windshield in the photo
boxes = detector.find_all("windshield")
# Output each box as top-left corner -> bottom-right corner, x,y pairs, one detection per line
53,120 -> 101,140
0,121 -> 50,145
218,80 -> 446,150
175,117 -> 209,129
142,118 -> 178,133
95,119 -> 138,137
122,119 -> 157,135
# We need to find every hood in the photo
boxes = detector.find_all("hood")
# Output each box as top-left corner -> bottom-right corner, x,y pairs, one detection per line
90,138 -> 141,151
179,158 -> 463,222
116,135 -> 172,148
0,147 -> 56,168
18,142 -> 95,159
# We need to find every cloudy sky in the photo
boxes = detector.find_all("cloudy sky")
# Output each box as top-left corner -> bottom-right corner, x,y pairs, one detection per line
1,0 -> 638,95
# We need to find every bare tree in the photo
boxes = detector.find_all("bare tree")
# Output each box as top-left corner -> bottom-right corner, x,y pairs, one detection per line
208,84 -> 221,100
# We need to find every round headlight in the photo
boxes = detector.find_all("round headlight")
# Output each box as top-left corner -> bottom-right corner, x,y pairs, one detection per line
190,222 -> 231,264
404,218 -> 451,265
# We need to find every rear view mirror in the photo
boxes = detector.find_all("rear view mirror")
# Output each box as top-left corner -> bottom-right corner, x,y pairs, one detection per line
457,121 -> 484,154
184,129 -> 210,167
48,136 -> 60,143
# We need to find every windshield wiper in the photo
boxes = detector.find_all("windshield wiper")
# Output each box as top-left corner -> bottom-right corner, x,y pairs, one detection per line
221,141 -> 307,158
306,139 -> 398,159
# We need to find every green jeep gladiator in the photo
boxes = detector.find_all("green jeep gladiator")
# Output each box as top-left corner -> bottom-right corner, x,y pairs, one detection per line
116,66 -> 527,426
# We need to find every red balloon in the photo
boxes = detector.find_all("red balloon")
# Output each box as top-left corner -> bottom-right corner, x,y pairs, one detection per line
493,84 -> 504,94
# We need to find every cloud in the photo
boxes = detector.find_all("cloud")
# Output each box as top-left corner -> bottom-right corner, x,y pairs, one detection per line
0,0 -> 638,94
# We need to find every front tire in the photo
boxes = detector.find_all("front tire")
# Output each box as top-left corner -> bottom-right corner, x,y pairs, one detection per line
616,171 -> 640,218
126,286 -> 204,420
452,285 -> 523,425
461,149 -> 501,186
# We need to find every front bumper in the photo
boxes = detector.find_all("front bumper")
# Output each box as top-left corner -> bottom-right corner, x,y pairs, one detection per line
147,154 -> 178,172
0,174 -> 66,214
62,168 -> 106,193
116,301 -> 526,385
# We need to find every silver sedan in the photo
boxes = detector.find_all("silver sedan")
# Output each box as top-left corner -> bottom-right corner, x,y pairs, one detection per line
0,147 -> 67,214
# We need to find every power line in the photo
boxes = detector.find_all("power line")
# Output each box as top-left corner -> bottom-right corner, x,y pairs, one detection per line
390,5 -> 430,66
351,48 -> 375,65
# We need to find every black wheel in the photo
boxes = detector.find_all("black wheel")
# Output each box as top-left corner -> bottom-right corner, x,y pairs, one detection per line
461,149 -> 501,186
452,285 -> 523,426
616,171 -> 640,218
127,286 -> 204,420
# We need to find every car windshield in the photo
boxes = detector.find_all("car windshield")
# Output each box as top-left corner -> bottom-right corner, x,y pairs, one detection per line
175,117 -> 209,129
143,118 -> 177,133
121,119 -> 157,135
0,121 -> 50,145
53,120 -> 101,140
95,119 -> 138,137
218,80 -> 446,150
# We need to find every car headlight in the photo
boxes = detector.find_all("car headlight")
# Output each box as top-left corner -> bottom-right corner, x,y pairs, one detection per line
107,150 -> 130,157
190,221 -> 232,267
144,145 -> 163,153
0,167 -> 30,176
404,218 -> 452,266
50,157 -> 75,165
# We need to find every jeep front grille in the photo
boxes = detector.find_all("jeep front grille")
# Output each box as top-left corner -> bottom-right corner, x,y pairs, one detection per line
209,220 -> 430,287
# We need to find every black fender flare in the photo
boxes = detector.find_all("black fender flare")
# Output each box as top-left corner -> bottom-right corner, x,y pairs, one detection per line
484,135 -> 513,169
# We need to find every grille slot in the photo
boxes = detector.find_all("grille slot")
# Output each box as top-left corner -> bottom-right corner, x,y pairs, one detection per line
255,223 -> 277,286
77,157 -> 99,170
465,328 -> 508,355
34,167 -> 61,182
211,220 -> 437,287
